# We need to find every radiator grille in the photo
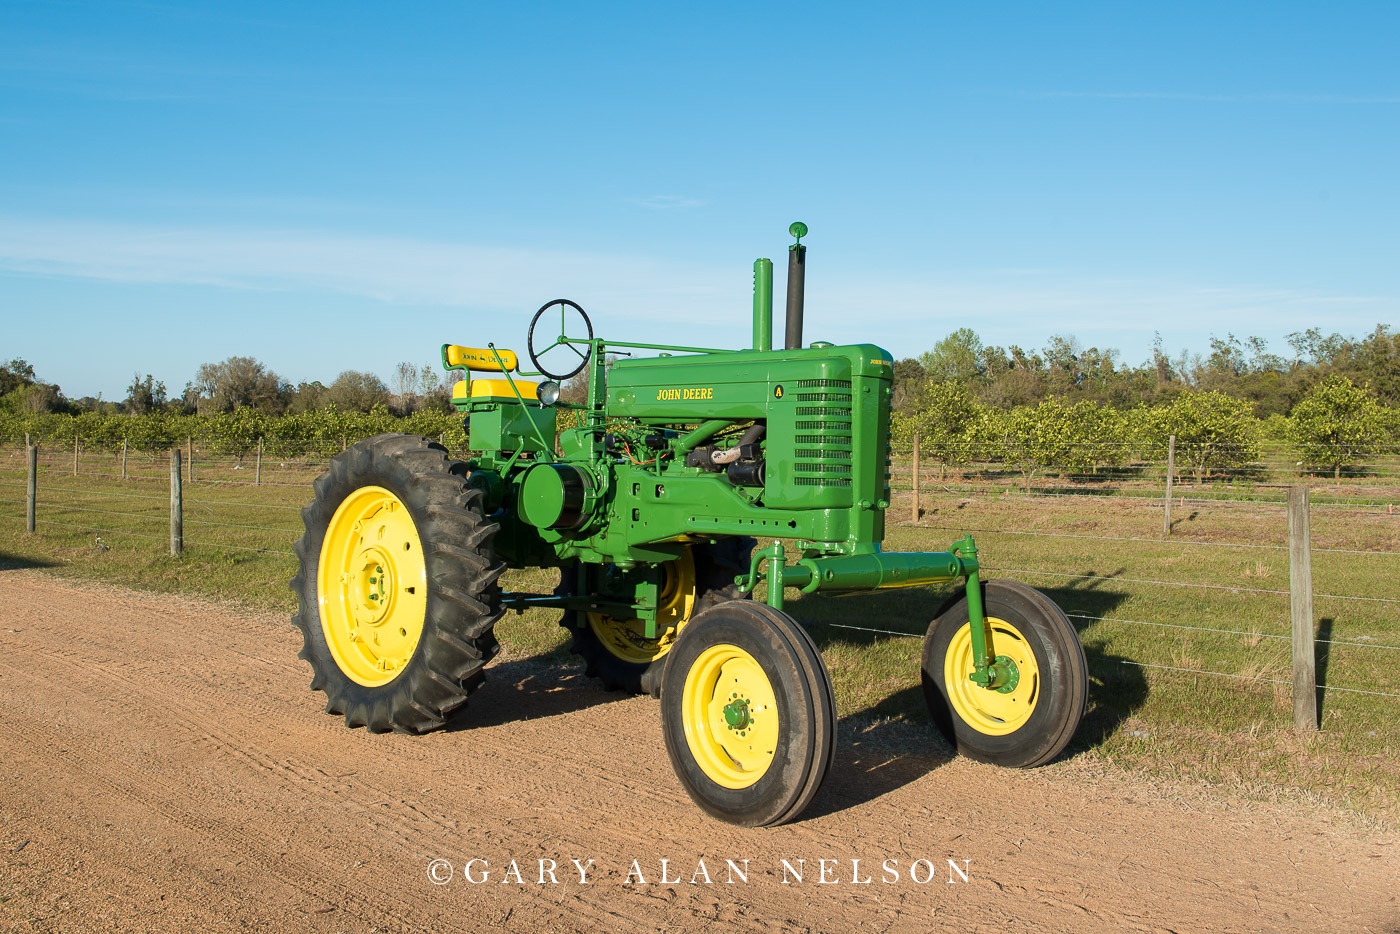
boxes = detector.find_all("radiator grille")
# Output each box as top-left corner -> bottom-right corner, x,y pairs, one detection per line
790,384 -> 854,490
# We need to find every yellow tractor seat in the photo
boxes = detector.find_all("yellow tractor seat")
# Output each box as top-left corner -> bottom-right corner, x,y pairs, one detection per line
451,378 -> 539,406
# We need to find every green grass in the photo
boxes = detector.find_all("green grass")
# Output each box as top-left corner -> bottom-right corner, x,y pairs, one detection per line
2,444 -> 1398,826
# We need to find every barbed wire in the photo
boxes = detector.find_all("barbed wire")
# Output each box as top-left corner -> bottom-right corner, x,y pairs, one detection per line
985,565 -> 1290,596
18,516 -> 296,558
42,519 -> 174,544
903,522 -> 1400,558
181,518 -> 302,534
823,621 -> 921,639
1107,659 -> 1400,699
989,564 -> 1400,606
37,486 -> 171,503
184,498 -> 304,511
183,538 -> 295,557
33,502 -> 166,523
895,482 -> 1399,511
1064,612 -> 1400,651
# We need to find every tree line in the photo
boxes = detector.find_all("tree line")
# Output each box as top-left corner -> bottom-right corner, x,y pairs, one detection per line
0,407 -> 467,458
0,356 -> 457,418
889,323 -> 1400,481
896,377 -> 1398,484
4,322 -> 1399,478
899,324 -> 1400,414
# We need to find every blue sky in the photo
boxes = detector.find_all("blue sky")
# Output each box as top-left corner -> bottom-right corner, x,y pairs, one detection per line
2,1 -> 1397,400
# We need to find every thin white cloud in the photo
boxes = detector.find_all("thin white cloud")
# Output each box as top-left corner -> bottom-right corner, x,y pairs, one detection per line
0,215 -> 730,313
0,216 -> 1392,363
1015,90 -> 1400,104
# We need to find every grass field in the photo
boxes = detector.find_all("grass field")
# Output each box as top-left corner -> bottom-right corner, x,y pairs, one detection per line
3,439 -> 1397,826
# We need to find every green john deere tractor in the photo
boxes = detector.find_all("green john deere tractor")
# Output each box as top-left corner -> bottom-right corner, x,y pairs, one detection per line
291,223 -> 1087,827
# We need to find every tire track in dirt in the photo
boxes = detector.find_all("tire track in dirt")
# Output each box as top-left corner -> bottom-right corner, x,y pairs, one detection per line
0,640 -> 655,933
2,569 -> 1397,934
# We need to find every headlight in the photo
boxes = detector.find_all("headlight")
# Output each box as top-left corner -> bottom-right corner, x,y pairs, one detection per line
537,380 -> 561,406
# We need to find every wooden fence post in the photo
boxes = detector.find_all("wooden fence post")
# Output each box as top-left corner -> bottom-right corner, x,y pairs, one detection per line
911,434 -> 921,524
26,444 -> 37,533
1288,486 -> 1317,731
1162,434 -> 1176,537
342,436 -> 347,452
187,436 -> 194,483
256,437 -> 263,486
73,435 -> 79,476
170,448 -> 183,557
121,438 -> 128,480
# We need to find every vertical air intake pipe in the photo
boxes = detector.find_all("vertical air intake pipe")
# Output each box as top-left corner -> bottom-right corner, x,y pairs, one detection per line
784,222 -> 807,350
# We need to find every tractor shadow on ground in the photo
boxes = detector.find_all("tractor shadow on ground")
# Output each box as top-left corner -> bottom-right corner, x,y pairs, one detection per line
0,551 -> 59,571
787,580 -> 1149,823
1034,582 -> 1150,753
443,656 -> 626,731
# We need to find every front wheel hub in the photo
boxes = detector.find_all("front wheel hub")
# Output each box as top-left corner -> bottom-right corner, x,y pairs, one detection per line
944,618 -> 1040,736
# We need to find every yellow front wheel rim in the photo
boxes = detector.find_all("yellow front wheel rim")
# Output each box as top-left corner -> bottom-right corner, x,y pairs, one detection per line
317,486 -> 428,687
945,618 -> 1039,736
587,550 -> 697,664
681,644 -> 778,789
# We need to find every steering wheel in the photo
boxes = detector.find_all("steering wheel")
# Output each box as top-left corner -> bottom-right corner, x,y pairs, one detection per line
527,299 -> 594,381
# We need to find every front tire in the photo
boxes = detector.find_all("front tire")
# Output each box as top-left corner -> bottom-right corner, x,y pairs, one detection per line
660,601 -> 835,827
921,579 -> 1087,767
291,433 -> 503,733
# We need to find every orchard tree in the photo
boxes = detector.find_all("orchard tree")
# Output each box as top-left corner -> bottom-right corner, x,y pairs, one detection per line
975,405 -> 1068,490
1288,374 -> 1385,481
1146,390 -> 1260,482
1055,400 -> 1129,473
894,379 -> 980,478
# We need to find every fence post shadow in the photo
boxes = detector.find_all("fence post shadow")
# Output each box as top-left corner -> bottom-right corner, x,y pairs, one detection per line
1315,616 -> 1333,720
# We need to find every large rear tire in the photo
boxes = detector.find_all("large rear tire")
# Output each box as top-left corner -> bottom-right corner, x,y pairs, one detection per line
660,601 -> 835,827
921,579 -> 1086,767
557,537 -> 755,697
291,433 -> 503,733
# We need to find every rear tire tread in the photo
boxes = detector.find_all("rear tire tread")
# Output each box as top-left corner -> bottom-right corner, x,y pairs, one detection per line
291,433 -> 501,734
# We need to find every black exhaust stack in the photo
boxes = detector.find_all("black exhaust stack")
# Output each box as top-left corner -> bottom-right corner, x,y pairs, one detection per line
784,221 -> 807,350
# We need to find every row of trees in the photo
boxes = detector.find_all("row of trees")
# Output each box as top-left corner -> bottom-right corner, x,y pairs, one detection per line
896,375 -> 1399,483
0,356 -> 458,418
0,407 -> 467,458
900,323 -> 1400,415
173,357 -> 456,416
4,375 -> 1393,483
6,321 -> 1398,420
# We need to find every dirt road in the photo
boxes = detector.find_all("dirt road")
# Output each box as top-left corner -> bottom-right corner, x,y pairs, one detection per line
1,569 -> 1395,933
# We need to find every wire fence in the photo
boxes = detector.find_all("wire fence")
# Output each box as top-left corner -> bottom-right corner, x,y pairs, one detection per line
3,437 -> 1398,710
890,437 -> 1400,513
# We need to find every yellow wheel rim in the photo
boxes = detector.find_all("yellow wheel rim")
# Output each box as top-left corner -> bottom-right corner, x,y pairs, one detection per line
316,486 -> 428,687
681,643 -> 778,789
944,617 -> 1039,736
586,549 -> 697,664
